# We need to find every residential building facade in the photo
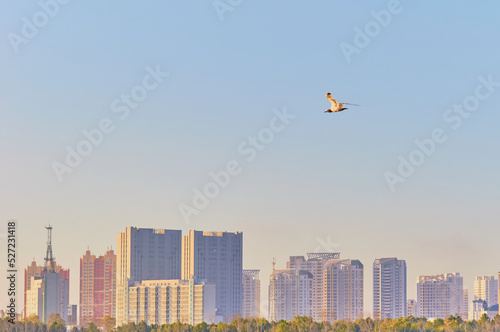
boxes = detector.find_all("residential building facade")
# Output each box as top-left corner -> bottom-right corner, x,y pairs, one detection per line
43,271 -> 70,323
474,276 -> 498,306
126,279 -> 216,325
323,259 -> 364,322
116,227 -> 182,326
373,258 -> 407,320
416,273 -> 463,319
182,230 -> 243,322
242,270 -> 261,318
462,289 -> 469,321
269,268 -> 314,321
25,277 -> 43,318
79,249 -> 116,326
287,253 -> 340,321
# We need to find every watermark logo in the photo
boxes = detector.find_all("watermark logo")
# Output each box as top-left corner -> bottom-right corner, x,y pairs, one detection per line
179,107 -> 296,224
52,65 -> 169,182
8,0 -> 73,54
213,0 -> 243,21
340,0 -> 408,64
314,235 -> 341,253
385,74 -> 499,192
6,220 -> 18,324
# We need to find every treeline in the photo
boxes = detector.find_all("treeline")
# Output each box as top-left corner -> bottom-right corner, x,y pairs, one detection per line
3,314 -> 500,332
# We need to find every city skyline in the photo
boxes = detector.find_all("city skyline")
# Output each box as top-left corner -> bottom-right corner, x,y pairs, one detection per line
2,1 -> 500,325
8,223 -> 500,323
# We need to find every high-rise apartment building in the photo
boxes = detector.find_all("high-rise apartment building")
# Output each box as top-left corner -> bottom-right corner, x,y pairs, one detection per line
25,277 -> 43,318
117,227 -> 182,285
373,258 -> 407,319
462,289 -> 469,320
474,276 -> 498,306
323,259 -> 364,322
79,249 -> 116,326
126,279 -> 216,325
242,270 -> 261,318
417,273 -> 464,319
287,253 -> 340,321
24,261 -> 44,318
24,260 -> 69,319
269,253 -> 343,322
43,271 -> 70,323
269,268 -> 314,321
24,226 -> 69,324
182,230 -> 243,322
116,227 -> 182,325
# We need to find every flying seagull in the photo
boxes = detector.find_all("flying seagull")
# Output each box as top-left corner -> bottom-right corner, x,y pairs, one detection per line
325,93 -> 359,113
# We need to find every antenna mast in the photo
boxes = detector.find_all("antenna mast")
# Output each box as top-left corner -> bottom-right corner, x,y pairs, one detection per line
44,225 -> 55,272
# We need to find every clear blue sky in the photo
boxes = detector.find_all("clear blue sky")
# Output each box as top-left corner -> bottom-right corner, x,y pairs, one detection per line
1,1 -> 500,317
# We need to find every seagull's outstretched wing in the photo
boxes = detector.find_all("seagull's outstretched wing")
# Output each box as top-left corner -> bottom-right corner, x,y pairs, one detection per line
326,92 -> 338,108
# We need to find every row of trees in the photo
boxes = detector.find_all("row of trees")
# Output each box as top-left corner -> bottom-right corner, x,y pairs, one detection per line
0,314 -> 116,332
3,315 -> 500,332
1,313 -> 67,332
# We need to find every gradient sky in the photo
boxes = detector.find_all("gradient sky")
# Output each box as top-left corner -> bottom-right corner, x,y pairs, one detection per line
1,1 -> 500,317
